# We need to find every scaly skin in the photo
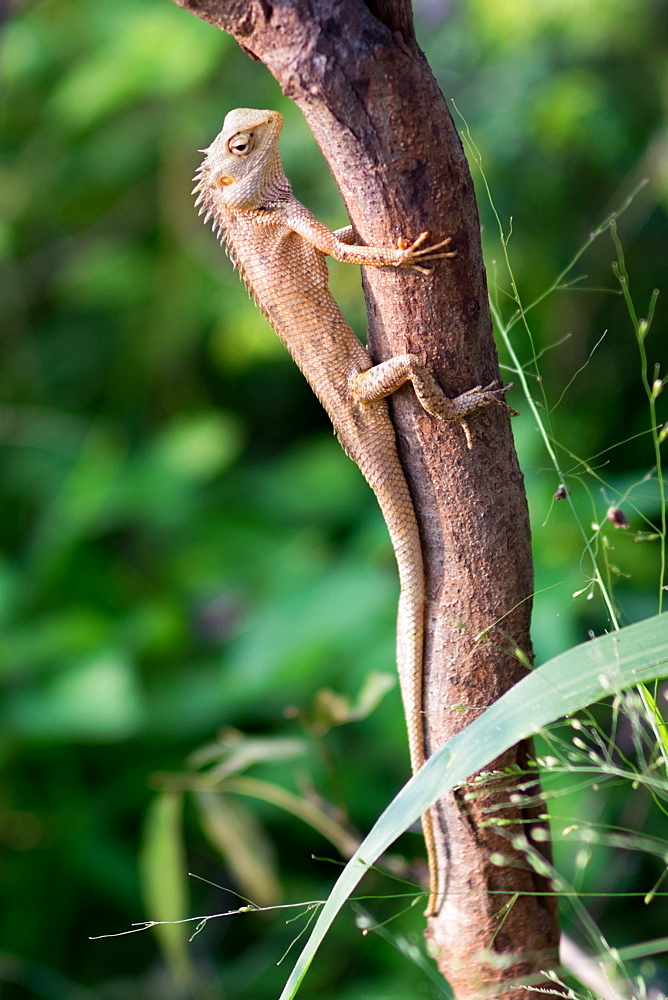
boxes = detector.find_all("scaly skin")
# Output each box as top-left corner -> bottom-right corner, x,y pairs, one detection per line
193,108 -> 515,916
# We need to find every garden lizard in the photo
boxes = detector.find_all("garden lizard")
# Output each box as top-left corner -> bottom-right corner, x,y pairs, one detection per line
193,107 -> 515,916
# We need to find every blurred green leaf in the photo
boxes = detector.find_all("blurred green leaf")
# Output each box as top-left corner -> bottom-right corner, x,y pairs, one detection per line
0,608 -> 113,680
312,671 -> 395,731
152,411 -> 242,480
5,648 -> 145,741
111,411 -> 243,528
46,5 -> 227,131
196,791 -> 280,908
53,239 -> 153,310
188,730 -> 308,777
140,791 -> 193,987
27,425 -> 127,576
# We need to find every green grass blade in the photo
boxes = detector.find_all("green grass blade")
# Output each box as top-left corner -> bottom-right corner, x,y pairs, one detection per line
277,613 -> 668,1000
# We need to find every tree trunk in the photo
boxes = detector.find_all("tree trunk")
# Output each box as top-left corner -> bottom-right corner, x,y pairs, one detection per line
172,0 -> 561,995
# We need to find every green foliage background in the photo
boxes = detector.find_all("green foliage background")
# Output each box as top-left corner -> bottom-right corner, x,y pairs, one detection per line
1,0 -> 666,997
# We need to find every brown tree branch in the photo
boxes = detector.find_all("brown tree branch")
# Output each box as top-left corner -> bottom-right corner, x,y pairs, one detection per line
172,0 -> 561,995
363,0 -> 415,38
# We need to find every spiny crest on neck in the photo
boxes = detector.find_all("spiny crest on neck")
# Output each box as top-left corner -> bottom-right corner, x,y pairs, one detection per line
192,108 -> 287,237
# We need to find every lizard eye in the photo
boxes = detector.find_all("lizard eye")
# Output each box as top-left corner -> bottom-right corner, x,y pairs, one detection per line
227,131 -> 254,156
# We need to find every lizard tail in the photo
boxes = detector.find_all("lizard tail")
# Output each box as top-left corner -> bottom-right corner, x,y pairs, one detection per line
371,456 -> 441,917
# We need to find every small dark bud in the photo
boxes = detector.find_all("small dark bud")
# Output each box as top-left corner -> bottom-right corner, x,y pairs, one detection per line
607,507 -> 629,529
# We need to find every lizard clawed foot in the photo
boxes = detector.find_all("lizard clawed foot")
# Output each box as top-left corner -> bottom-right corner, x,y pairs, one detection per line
453,381 -> 519,449
396,232 -> 457,274
455,380 -> 519,416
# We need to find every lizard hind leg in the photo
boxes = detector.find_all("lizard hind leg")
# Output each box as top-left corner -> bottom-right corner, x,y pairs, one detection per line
397,233 -> 456,274
353,355 -> 516,449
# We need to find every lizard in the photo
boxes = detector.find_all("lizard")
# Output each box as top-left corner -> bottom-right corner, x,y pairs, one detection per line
192,107 -> 516,917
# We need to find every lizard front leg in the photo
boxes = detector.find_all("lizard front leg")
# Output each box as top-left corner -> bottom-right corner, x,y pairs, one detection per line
353,355 -> 518,449
283,201 -> 454,270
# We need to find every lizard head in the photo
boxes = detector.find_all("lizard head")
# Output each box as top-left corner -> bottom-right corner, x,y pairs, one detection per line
193,108 -> 284,213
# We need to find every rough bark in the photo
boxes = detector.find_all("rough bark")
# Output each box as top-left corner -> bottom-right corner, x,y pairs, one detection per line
172,0 -> 561,995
